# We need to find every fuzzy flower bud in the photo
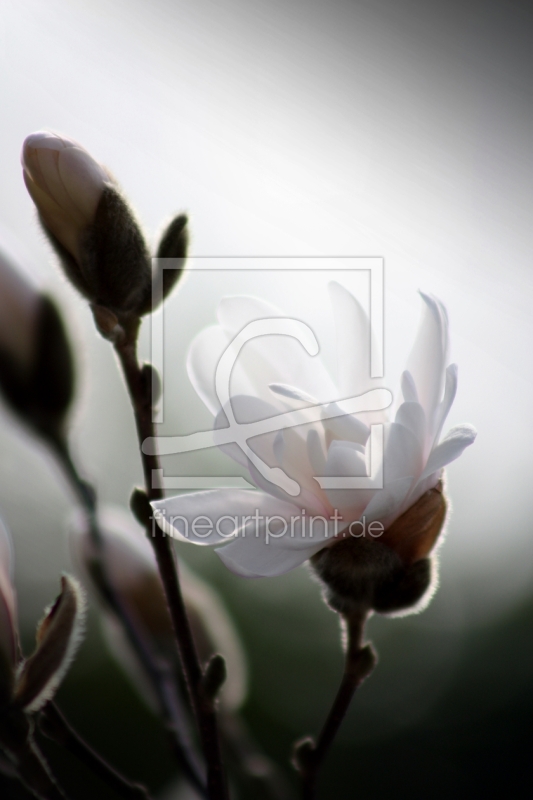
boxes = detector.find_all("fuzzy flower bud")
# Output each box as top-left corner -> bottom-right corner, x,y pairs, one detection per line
0,242 -> 74,440
311,481 -> 447,617
22,132 -> 152,319
0,515 -> 85,715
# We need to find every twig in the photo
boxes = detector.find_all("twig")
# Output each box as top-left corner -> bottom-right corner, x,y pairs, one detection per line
49,436 -> 206,797
40,703 -> 152,800
294,610 -> 376,800
0,712 -> 67,800
115,336 -> 228,800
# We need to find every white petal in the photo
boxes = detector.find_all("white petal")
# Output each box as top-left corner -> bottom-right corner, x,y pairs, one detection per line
216,539 -> 325,577
401,370 -> 418,403
419,424 -> 477,481
307,429 -> 326,476
323,443 -> 372,520
384,421 -> 424,483
216,295 -> 338,403
394,402 -> 426,445
329,281 -> 377,397
269,383 -> 317,404
322,402 -> 370,447
151,490 -> 302,546
406,293 -> 448,424
432,364 -> 458,444
247,460 -> 331,516
187,325 -> 232,415
362,476 -> 415,525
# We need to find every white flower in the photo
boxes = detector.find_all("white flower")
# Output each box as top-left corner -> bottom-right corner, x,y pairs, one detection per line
152,283 -> 476,578
22,131 -> 111,263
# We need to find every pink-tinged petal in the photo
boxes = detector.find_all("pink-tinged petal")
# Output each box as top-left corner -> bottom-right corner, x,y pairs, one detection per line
323,442 -> 372,521
406,293 -> 448,425
362,476 -> 415,526
322,402 -> 370,448
401,370 -> 418,403
307,429 -> 326,476
152,489 -> 303,546
419,424 -> 477,481
246,460 -> 331,516
394,402 -> 426,446
214,395 -> 329,506
216,295 -> 338,403
432,364 -> 458,445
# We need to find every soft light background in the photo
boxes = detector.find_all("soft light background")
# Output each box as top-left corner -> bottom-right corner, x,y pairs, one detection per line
0,1 -> 531,798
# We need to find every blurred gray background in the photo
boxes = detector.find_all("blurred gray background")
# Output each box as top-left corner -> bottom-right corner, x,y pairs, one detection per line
0,1 -> 532,798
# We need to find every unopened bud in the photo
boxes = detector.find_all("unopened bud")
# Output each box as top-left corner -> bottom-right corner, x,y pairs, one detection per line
201,653 -> 227,702
22,132 -> 152,319
311,483 -> 446,617
0,244 -> 74,440
147,214 -> 188,313
14,575 -> 86,713
70,507 -> 247,710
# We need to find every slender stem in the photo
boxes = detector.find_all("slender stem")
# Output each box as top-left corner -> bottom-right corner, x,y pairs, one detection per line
40,703 -> 153,800
0,713 -> 67,800
295,610 -> 376,800
49,437 -> 206,797
115,337 -> 228,800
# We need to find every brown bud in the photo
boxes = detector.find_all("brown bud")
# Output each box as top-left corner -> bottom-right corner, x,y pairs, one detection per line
14,575 -> 86,713
311,483 -> 447,617
22,132 -> 152,320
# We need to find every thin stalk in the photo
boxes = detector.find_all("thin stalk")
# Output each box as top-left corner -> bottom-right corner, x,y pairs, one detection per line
0,713 -> 67,800
115,337 -> 228,800
48,436 -> 206,797
40,703 -> 153,800
295,610 -> 376,800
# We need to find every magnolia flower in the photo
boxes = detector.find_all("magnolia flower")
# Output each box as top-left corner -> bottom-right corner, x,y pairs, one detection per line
0,242 -> 74,439
22,131 -> 152,317
0,515 -> 85,713
152,284 -> 476,593
70,507 -> 247,711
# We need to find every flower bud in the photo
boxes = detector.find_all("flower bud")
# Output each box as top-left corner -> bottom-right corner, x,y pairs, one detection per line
14,575 -> 86,713
0,516 -> 85,714
148,213 -> 189,312
22,132 -> 152,318
70,507 -> 247,710
0,243 -> 75,440
311,482 -> 447,617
